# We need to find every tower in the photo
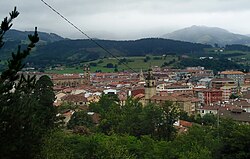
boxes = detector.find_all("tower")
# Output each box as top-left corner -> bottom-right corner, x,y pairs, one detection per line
139,69 -> 145,81
144,68 -> 156,105
84,64 -> 91,85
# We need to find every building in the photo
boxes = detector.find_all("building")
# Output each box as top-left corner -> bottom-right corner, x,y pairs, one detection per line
219,70 -> 244,85
194,89 -> 222,105
52,65 -> 91,87
61,93 -> 89,106
219,109 -> 250,124
144,69 -> 156,105
210,78 -> 236,89
198,78 -> 212,88
150,95 -> 200,115
220,85 -> 237,102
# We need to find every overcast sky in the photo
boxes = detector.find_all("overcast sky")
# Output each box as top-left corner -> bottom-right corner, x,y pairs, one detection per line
1,0 -> 250,40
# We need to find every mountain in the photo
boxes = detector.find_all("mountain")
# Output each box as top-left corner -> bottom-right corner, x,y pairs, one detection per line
162,25 -> 250,46
4,29 -> 64,43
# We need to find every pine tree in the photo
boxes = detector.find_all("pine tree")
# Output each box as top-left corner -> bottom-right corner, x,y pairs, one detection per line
0,7 -> 57,158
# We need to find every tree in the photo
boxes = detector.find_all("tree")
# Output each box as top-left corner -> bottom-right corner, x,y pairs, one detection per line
33,75 -> 58,129
0,7 -> 19,48
0,8 -> 57,158
89,94 -> 121,134
156,101 -> 180,141
140,103 -> 162,137
39,131 -> 73,159
144,56 -> 151,62
57,101 -> 78,113
229,93 -> 239,99
201,113 -> 217,126
118,98 -> 144,136
106,63 -> 114,68
216,119 -> 250,159
67,111 -> 94,130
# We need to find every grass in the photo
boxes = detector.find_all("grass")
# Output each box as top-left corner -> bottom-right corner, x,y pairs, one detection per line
45,55 -> 177,74
87,55 -> 176,72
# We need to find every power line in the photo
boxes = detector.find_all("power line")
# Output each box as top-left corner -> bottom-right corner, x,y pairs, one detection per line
40,0 -> 137,73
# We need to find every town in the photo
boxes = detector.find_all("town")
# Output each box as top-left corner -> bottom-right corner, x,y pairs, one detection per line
21,65 -> 250,126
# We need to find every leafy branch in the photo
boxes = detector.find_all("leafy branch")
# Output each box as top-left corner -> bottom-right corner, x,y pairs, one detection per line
0,7 -> 39,94
0,6 -> 19,48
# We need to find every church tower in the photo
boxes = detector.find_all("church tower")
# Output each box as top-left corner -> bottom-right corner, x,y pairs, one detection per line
139,69 -> 145,81
84,64 -> 91,85
144,68 -> 156,104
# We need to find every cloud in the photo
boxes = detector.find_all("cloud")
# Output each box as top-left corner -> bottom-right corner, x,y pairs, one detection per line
1,0 -> 250,39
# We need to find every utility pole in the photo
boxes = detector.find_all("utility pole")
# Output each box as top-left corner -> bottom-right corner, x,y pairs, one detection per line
217,108 -> 220,138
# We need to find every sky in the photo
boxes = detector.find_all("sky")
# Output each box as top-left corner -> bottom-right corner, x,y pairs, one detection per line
1,0 -> 250,40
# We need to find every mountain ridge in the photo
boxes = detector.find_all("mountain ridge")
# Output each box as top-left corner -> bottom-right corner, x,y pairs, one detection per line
162,25 -> 250,46
4,29 -> 65,43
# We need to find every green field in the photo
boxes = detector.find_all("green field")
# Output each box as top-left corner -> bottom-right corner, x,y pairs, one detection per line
0,60 -> 7,64
45,55 -> 176,74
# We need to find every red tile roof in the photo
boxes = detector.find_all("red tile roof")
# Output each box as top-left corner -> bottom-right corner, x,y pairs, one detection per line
62,94 -> 88,102
180,120 -> 193,127
220,71 -> 244,75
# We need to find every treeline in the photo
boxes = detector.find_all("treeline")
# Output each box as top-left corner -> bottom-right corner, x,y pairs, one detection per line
177,58 -> 246,73
225,44 -> 250,52
42,120 -> 250,159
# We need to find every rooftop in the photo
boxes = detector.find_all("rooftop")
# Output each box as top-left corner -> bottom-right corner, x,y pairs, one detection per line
220,71 -> 244,75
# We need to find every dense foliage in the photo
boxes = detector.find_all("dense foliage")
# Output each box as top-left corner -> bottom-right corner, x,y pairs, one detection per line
58,95 -> 250,159
176,57 -> 246,73
225,44 -> 250,52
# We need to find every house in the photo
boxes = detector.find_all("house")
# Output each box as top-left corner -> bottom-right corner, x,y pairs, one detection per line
54,92 -> 67,106
61,93 -> 89,106
219,109 -> 250,124
198,106 -> 221,116
150,95 -> 200,115
103,89 -> 117,95
175,120 -> 193,133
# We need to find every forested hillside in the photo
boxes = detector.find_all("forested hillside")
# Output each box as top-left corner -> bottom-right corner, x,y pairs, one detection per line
0,31 -> 212,67
28,38 -> 211,66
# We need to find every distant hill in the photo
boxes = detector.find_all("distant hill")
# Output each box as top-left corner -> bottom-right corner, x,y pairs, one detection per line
162,25 -> 250,46
26,38 -> 211,67
4,29 -> 64,43
0,29 -> 65,60
0,29 -> 212,67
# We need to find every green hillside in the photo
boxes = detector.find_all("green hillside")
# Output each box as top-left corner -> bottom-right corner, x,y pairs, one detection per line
27,38 -> 211,67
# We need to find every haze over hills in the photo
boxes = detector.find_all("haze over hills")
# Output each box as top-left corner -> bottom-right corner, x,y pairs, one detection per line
162,25 -> 250,46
